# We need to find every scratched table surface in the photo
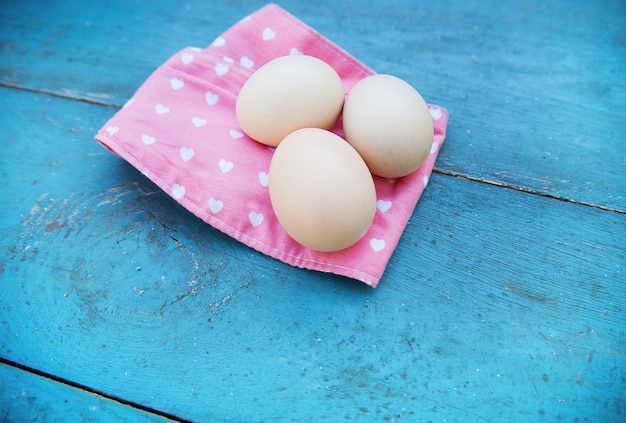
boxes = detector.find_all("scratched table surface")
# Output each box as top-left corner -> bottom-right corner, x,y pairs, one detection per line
0,0 -> 624,422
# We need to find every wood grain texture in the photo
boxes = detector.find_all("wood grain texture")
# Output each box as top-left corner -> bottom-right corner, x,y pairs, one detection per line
1,87 -> 624,421
0,0 -> 624,210
0,362 -> 176,423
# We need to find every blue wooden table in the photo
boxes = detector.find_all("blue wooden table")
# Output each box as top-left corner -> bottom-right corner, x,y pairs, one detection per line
1,0 -> 624,421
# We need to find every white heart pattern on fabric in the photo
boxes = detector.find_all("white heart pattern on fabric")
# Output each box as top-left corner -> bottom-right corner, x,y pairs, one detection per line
106,126 -> 119,136
249,212 -> 264,227
262,27 -> 276,41
205,91 -> 219,106
370,238 -> 386,252
180,147 -> 194,161
142,134 -> 156,145
192,117 -> 207,128
229,129 -> 243,139
170,77 -> 184,90
172,184 -> 185,199
429,107 -> 442,120
377,200 -> 392,213
208,198 -> 223,214
219,159 -> 233,173
181,53 -> 194,65
240,56 -> 254,68
290,47 -> 303,55
212,36 -> 226,47
423,175 -> 429,187
155,104 -> 170,114
258,171 -> 269,187
430,142 -> 439,154
215,63 -> 229,76
123,98 -> 134,108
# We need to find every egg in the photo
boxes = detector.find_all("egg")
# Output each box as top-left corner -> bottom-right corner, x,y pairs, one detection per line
268,128 -> 376,252
236,55 -> 345,147
342,74 -> 434,178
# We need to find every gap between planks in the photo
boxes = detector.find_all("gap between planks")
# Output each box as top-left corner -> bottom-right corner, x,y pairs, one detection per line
2,82 -> 623,216
433,169 -> 626,215
0,81 -> 120,109
0,357 -> 190,423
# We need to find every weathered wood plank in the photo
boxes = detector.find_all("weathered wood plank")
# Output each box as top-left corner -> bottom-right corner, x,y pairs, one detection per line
0,362 -> 176,423
1,88 -> 623,421
0,0 -> 624,210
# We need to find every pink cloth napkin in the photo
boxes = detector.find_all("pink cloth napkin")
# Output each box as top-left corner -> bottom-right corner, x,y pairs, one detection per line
95,3 -> 449,287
